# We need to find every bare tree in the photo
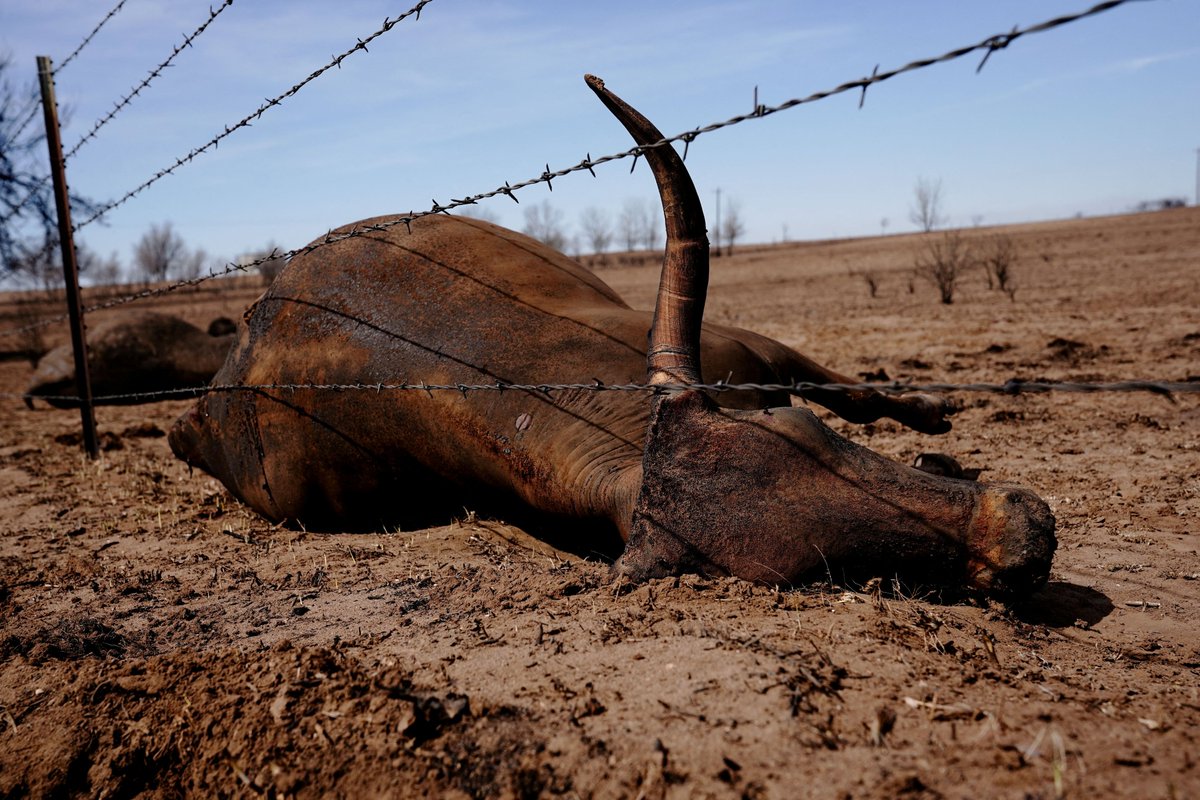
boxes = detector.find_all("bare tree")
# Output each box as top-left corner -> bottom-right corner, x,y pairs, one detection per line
1,55 -> 102,278
239,241 -> 288,285
618,200 -> 640,251
852,269 -> 880,298
618,197 -> 660,253
640,204 -> 661,251
578,206 -> 613,261
91,251 -> 122,286
133,222 -> 208,282
721,199 -> 746,255
176,247 -> 215,281
909,177 -> 946,233
913,230 -> 972,304
8,238 -> 112,293
521,200 -> 569,252
980,233 -> 1018,300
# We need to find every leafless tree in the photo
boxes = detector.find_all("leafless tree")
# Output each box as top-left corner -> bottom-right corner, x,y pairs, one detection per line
909,177 -> 946,233
618,197 -> 661,253
134,222 -> 187,281
8,237 -> 114,293
85,249 -> 122,286
579,207 -> 613,255
981,233 -> 1018,300
521,200 -> 569,252
640,206 -> 661,251
0,55 -> 101,278
618,200 -> 641,251
133,222 -> 212,282
239,241 -> 288,285
721,199 -> 746,255
913,230 -> 972,304
853,269 -> 880,298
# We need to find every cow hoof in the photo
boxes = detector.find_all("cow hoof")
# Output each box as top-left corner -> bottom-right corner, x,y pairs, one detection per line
893,392 -> 957,435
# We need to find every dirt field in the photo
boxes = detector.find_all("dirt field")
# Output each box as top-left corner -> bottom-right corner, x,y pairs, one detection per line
1,207 -> 1197,799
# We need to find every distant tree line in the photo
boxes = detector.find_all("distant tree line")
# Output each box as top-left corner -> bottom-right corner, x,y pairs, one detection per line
503,195 -> 747,266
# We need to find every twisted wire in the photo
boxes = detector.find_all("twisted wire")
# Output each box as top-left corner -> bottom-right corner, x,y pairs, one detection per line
4,0 -> 132,218
69,0 -> 435,236
63,0 -> 238,162
9,378 -> 1198,407
54,0 -> 130,75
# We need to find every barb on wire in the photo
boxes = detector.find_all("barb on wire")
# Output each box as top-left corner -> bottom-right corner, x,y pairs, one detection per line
0,0 -> 1142,340
54,0 -> 129,76
64,0 -> 237,163
7,98 -> 42,149
70,0 -> 435,236
9,378 -> 1199,408
8,0 -> 130,145
5,0 -> 131,230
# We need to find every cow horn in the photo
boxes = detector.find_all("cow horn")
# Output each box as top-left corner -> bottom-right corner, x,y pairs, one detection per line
585,75 -> 709,386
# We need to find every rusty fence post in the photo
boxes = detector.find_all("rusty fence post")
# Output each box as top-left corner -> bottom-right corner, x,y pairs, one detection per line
36,55 -> 99,459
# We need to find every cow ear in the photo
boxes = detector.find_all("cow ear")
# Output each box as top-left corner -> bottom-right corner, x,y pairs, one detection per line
615,390 -> 725,581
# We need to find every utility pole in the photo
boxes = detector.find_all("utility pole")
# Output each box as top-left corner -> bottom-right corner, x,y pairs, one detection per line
1195,147 -> 1199,206
714,188 -> 722,257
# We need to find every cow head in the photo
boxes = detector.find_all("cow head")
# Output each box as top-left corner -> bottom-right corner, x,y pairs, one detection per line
586,75 -> 1056,597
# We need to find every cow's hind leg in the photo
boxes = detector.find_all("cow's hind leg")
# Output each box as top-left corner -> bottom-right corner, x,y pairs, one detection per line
767,342 -> 955,434
793,378 -> 957,435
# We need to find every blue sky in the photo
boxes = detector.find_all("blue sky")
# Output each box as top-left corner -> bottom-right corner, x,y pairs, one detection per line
2,0 -> 1197,273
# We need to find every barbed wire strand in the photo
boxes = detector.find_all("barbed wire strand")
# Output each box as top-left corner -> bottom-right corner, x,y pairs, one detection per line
4,0 -> 131,195
63,0 -> 238,163
54,0 -> 130,76
7,1 -> 129,143
7,99 -> 43,153
9,379 -> 1198,408
68,0 -> 435,237
0,0 -> 1144,341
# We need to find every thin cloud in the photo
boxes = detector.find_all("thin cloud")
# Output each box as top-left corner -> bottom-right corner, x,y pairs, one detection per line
1104,48 -> 1199,74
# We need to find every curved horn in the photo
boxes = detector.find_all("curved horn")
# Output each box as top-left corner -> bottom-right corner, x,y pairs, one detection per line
585,74 -> 709,386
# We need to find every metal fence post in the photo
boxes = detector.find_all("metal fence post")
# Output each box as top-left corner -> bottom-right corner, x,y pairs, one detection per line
36,55 -> 99,459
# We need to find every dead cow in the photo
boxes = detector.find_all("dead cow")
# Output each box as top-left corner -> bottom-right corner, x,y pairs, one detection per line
170,76 -> 1055,596
24,311 -> 236,409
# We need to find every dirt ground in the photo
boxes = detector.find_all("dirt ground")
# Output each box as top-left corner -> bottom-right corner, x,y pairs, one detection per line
1,207 -> 1197,799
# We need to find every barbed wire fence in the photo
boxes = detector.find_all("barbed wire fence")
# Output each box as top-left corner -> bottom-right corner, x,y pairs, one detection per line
0,0 -> 1148,341
5,0 -> 433,277
65,0 -> 236,164
5,0 -> 130,147
5,0 -> 223,245
5,0 -> 1194,415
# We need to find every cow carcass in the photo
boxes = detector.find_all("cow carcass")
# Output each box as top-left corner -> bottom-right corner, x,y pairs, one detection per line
169,75 -> 1055,596
25,311 -> 236,409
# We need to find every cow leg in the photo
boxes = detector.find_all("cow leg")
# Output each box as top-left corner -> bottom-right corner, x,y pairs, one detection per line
701,324 -> 955,434
776,347 -> 956,435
